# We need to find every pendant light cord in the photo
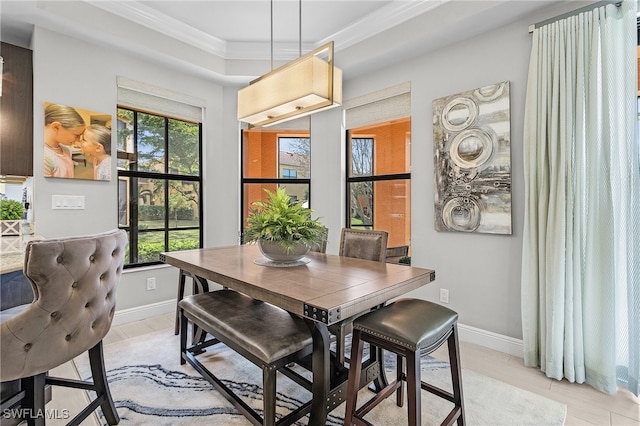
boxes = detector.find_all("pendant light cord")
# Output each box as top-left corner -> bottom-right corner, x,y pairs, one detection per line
270,0 -> 274,71
299,0 -> 302,57
270,0 -> 302,70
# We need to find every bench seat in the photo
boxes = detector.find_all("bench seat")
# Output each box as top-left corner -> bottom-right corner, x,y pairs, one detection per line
179,289 -> 314,426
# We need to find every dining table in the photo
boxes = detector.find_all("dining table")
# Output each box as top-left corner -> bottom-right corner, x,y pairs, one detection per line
161,243 -> 436,425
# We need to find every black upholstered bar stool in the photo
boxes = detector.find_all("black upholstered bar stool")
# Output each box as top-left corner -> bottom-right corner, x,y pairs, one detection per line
343,299 -> 465,426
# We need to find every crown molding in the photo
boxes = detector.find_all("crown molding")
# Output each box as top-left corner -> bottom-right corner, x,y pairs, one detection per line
320,0 -> 447,50
85,0 -> 228,57
225,41 -> 319,61
84,0 -> 450,61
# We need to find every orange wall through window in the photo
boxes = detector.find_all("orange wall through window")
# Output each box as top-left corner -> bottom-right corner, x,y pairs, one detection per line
242,129 -> 309,227
351,118 -> 411,250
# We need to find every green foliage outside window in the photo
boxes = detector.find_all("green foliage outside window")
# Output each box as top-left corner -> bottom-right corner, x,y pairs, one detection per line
118,106 -> 202,267
137,238 -> 200,263
138,205 -> 165,221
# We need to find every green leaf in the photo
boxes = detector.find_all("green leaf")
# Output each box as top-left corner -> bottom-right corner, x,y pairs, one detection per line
243,188 -> 326,252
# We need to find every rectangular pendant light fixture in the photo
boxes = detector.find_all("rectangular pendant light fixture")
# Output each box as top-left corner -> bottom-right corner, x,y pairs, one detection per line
237,41 -> 342,128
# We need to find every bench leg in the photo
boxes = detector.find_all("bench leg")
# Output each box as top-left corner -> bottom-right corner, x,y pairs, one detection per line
180,308 -> 188,365
263,366 -> 276,426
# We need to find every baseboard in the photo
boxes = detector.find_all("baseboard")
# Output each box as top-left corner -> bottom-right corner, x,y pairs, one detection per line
112,301 -> 525,358
112,299 -> 176,326
458,323 -> 524,358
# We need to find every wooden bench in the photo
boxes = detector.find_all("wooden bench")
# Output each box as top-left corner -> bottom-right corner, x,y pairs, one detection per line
179,289 -> 314,426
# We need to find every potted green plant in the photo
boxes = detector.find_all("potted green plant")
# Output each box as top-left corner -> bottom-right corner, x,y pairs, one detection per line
0,199 -> 25,236
244,188 -> 325,262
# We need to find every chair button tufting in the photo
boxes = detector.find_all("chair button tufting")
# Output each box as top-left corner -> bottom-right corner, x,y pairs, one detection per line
51,311 -> 58,318
100,274 -> 106,280
72,282 -> 79,288
91,322 -> 97,329
85,302 -> 90,308
89,255 -> 95,262
65,335 -> 71,341
56,256 -> 64,263
24,343 -> 32,351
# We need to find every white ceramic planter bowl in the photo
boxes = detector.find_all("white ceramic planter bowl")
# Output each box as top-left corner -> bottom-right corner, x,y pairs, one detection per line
258,240 -> 309,262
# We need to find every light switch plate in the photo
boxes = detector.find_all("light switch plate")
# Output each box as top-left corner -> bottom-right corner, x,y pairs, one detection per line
52,195 -> 85,210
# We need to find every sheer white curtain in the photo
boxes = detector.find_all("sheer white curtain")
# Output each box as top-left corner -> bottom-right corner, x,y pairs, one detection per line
522,0 -> 639,396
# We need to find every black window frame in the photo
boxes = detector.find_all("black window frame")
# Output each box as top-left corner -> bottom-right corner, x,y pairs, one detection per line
345,130 -> 411,230
240,132 -> 312,241
117,106 -> 204,268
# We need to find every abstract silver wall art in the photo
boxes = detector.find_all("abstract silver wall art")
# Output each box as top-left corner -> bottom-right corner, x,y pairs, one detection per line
433,81 -> 512,234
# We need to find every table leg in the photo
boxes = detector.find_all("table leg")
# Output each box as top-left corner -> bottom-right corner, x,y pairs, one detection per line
371,344 -> 390,391
174,271 -> 189,335
191,275 -> 210,344
176,271 -> 210,346
367,303 -> 390,392
306,321 -> 331,426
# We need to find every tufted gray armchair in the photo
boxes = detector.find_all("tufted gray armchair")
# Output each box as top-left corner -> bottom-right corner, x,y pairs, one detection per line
0,229 -> 127,425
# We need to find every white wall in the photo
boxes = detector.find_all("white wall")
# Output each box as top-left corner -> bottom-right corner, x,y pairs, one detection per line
28,2 -> 579,340
306,10 -> 545,340
405,21 -> 530,339
31,28 -> 239,312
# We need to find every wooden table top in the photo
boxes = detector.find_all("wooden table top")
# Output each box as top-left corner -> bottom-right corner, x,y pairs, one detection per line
161,244 -> 435,326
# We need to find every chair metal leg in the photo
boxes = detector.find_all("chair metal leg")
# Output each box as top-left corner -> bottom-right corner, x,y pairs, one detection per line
22,373 -> 45,426
88,341 -> 120,425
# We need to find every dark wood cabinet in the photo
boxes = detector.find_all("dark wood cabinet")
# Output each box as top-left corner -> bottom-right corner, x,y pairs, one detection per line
1,42 -> 33,176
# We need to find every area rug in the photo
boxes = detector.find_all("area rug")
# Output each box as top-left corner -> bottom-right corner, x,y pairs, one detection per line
73,330 -> 566,425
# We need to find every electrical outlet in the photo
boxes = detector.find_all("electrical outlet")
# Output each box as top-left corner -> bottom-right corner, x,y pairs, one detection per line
146,277 -> 157,291
439,288 -> 449,304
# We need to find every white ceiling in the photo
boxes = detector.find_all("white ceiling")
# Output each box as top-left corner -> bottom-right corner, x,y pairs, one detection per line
0,0 -> 562,84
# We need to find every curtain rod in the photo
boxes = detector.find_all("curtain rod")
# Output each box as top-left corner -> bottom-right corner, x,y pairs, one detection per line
528,0 -> 622,33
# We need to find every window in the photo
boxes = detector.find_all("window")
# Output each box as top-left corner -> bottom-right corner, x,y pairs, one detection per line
282,168 -> 297,179
241,122 -> 311,239
346,117 -> 411,249
117,107 -> 202,267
